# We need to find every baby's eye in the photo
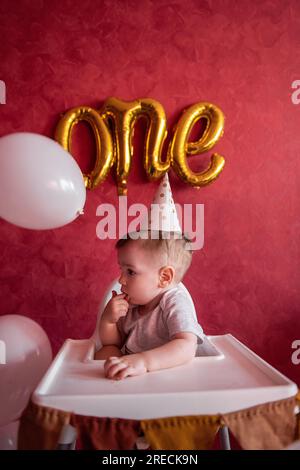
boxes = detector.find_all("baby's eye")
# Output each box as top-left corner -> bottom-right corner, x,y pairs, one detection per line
127,269 -> 136,276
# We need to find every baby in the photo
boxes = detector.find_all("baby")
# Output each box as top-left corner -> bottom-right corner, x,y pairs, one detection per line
95,230 -> 204,380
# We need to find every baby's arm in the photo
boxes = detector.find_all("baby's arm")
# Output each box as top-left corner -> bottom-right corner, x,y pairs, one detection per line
105,332 -> 197,380
142,332 -> 197,371
99,291 -> 129,347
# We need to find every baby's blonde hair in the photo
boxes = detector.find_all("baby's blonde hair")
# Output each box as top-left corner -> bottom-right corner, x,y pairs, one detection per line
116,230 -> 193,283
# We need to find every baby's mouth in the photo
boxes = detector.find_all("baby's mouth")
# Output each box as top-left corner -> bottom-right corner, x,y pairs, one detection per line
121,289 -> 130,302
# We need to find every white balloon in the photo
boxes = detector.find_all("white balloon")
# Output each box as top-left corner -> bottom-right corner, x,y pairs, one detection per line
0,132 -> 86,230
0,315 -> 52,429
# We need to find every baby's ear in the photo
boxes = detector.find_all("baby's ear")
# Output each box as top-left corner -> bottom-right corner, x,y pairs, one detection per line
159,266 -> 175,287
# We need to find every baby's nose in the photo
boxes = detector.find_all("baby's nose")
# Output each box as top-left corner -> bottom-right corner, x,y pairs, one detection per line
118,273 -> 126,285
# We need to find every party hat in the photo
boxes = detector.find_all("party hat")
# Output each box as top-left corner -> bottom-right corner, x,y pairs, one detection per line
142,173 -> 182,234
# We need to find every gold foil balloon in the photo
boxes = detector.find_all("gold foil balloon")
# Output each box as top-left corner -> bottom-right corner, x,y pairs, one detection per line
55,106 -> 114,189
169,102 -> 225,187
100,97 -> 170,195
55,99 -> 226,194
100,98 -> 140,196
140,99 -> 170,179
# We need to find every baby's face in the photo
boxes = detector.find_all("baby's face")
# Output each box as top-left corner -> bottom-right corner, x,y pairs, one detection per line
117,241 -> 165,306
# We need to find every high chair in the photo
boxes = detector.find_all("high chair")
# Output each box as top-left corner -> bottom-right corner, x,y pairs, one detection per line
32,279 -> 298,450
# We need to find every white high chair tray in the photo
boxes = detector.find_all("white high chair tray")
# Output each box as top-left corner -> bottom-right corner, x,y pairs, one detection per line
32,334 -> 297,419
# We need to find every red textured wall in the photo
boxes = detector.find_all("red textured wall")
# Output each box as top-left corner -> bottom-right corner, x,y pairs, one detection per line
0,0 -> 299,386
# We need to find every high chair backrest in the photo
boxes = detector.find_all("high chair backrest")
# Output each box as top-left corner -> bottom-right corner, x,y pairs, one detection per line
92,279 -> 197,352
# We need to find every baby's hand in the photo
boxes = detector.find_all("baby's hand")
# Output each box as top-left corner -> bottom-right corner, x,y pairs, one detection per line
102,291 -> 129,324
104,354 -> 147,380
